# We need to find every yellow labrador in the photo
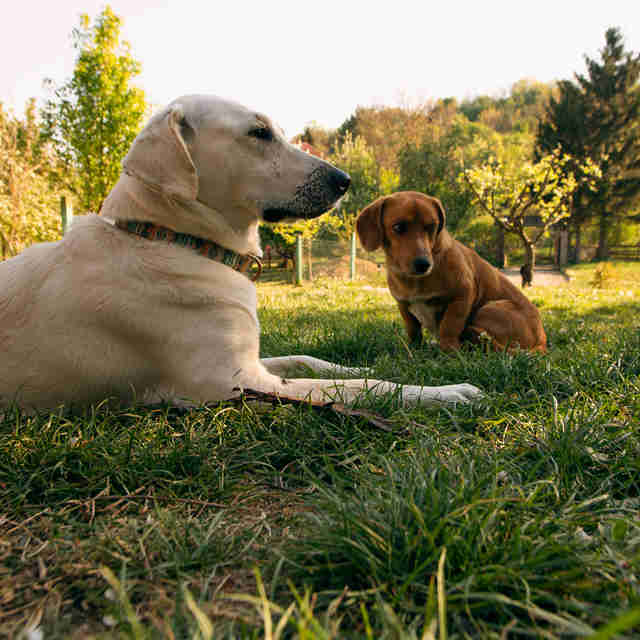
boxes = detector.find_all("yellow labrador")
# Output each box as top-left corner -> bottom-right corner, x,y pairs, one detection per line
0,95 -> 480,411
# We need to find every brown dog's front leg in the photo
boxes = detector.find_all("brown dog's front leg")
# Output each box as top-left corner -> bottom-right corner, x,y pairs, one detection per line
397,301 -> 422,345
438,298 -> 473,351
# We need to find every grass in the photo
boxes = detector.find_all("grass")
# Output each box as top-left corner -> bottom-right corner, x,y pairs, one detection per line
2,261 -> 640,638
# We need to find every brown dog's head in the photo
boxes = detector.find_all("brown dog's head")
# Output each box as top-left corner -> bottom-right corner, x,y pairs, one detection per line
356,191 -> 446,277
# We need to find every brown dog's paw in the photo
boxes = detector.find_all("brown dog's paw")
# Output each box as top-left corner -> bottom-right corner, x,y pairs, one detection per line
439,338 -> 461,352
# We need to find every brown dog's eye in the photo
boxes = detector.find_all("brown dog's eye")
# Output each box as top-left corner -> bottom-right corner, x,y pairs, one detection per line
248,126 -> 273,142
424,223 -> 435,234
392,221 -> 408,235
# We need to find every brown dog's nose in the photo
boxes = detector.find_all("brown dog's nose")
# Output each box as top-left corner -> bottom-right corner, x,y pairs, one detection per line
330,168 -> 351,195
413,256 -> 431,274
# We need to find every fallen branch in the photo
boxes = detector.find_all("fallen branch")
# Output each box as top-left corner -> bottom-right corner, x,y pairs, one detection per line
236,388 -> 397,432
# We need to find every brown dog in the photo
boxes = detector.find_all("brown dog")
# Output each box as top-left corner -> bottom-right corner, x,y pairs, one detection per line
356,191 -> 547,352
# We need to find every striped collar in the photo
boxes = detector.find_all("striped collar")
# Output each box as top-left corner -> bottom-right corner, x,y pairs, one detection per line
114,220 -> 262,281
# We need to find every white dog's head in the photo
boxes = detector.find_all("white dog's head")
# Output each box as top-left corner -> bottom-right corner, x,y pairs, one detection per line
120,95 -> 350,244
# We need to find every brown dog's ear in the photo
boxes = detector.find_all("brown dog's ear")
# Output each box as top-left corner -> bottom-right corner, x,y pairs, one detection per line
430,197 -> 446,235
123,104 -> 198,201
356,196 -> 386,251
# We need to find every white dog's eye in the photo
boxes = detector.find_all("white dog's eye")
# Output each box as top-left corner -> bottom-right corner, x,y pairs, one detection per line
248,126 -> 273,142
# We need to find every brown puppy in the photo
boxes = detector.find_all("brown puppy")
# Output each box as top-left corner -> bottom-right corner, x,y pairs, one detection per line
356,191 -> 547,352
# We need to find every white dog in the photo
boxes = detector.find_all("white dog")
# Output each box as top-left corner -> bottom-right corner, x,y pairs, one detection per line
0,95 -> 480,411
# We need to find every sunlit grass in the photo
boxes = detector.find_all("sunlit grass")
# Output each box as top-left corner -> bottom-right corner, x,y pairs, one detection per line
1,262 -> 640,638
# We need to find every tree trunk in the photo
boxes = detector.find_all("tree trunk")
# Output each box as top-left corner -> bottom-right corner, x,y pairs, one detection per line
0,228 -> 12,259
596,214 -> 609,261
520,234 -> 535,287
495,223 -> 505,268
555,229 -> 569,267
573,222 -> 582,263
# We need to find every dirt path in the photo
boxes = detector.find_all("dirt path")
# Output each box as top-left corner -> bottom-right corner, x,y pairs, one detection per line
362,266 -> 570,294
501,266 -> 570,287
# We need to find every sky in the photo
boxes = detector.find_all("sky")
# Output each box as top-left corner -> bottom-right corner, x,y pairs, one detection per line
1,1 -> 639,138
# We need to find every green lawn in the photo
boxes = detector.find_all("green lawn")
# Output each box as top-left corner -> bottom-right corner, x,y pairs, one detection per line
2,263 -> 640,639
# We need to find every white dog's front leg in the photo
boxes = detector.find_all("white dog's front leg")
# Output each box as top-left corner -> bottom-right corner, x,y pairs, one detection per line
252,373 -> 481,407
260,355 -> 369,378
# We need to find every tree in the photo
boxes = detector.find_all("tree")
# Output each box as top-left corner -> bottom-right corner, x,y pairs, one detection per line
0,101 -> 64,258
460,79 -> 553,134
334,104 -> 434,170
270,215 -> 324,280
42,6 -> 147,213
576,27 -> 640,259
536,80 -> 593,260
397,115 -> 491,233
291,122 -> 334,157
328,132 -> 394,239
461,146 -> 600,282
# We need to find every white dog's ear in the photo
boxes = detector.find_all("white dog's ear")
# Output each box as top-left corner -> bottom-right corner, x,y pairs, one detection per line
123,104 -> 198,201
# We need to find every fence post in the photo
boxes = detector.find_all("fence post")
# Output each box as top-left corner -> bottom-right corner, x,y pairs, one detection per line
495,223 -> 505,269
60,197 -> 73,235
559,230 -> 569,267
350,231 -> 357,280
295,234 -> 303,285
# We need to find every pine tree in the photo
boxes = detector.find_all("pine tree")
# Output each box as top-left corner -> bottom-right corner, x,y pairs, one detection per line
536,27 -> 640,260
536,80 -> 591,260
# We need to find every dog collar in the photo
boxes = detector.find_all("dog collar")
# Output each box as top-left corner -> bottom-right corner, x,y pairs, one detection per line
114,220 -> 263,281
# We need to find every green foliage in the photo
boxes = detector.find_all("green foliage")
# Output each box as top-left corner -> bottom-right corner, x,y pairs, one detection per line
589,262 -> 618,289
291,122 -> 335,157
537,28 -> 640,259
454,211 -> 499,262
0,101 -> 65,257
329,133 -> 382,221
577,28 -> 640,257
460,78 -> 553,133
271,215 -> 325,246
461,142 -> 601,269
397,115 -> 493,232
41,6 -> 148,213
334,104 -> 437,171
537,79 -> 593,238
463,146 -> 600,230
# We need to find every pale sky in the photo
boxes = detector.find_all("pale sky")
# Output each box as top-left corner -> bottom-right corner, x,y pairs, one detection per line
2,1 -> 638,137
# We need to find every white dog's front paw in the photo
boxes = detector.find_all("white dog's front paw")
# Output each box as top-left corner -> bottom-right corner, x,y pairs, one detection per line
402,383 -> 483,406
437,383 -> 483,405
339,365 -> 373,377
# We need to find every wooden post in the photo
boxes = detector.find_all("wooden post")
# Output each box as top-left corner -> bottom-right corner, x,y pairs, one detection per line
60,197 -> 73,235
350,231 -> 357,280
495,223 -> 505,269
295,235 -> 303,285
559,230 -> 569,267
